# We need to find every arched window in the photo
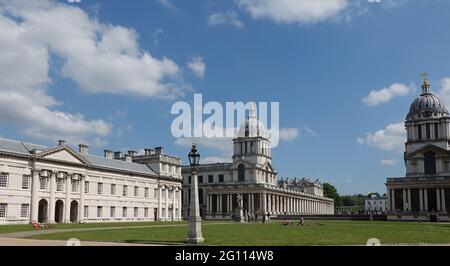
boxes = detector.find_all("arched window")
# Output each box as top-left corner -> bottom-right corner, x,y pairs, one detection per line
424,151 -> 436,175
238,164 -> 245,182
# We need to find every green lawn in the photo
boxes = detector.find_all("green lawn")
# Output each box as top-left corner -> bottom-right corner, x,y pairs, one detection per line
27,220 -> 450,245
0,221 -> 186,234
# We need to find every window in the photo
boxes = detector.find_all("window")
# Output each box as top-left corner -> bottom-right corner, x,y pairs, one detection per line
21,204 -> 29,218
154,188 -> 159,199
111,184 -> 116,195
238,164 -> 245,182
84,206 -> 88,218
219,174 -> 224,183
71,180 -> 78,192
198,176 -> 203,183
97,206 -> 102,218
123,185 -> 128,196
426,123 -> 431,139
110,207 -> 115,218
84,181 -> 89,194
134,186 -> 139,197
21,175 -> 30,189
97,183 -> 103,195
0,173 -> 7,188
40,178 -> 48,190
188,176 -> 191,184
134,207 -> 138,217
0,204 -> 6,218
144,207 -> 149,218
56,179 -> 63,191
145,187 -> 149,198
418,124 -> 422,140
208,175 -> 214,183
424,151 -> 437,174
122,207 -> 127,218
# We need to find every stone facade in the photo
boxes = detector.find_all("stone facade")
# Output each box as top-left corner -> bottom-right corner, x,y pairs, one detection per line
182,111 -> 334,220
0,138 -> 182,224
386,77 -> 450,221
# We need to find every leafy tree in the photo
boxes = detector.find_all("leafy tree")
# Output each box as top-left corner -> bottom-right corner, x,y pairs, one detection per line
323,183 -> 340,206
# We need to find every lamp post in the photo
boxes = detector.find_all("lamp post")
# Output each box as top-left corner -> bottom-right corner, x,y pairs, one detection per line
186,144 -> 204,244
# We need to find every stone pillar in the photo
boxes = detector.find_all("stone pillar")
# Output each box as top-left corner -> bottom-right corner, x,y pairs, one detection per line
387,189 -> 391,211
165,187 -> 169,221
436,188 -> 441,212
419,188 -> 424,211
219,194 -> 223,215
402,189 -> 407,212
391,189 -> 396,211
158,185 -> 162,221
79,176 -> 85,223
64,175 -> 71,223
49,172 -> 56,223
187,171 -> 204,244
262,193 -> 267,216
424,188 -> 429,211
441,189 -> 446,212
178,188 -> 182,220
172,187 -> 176,221
407,189 -> 412,211
30,169 -> 40,223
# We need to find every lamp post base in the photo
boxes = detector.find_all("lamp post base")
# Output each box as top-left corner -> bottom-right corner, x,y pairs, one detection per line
186,237 -> 205,244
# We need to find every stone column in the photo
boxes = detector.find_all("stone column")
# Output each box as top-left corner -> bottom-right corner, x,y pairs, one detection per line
436,189 -> 441,212
402,189 -> 407,212
407,189 -> 412,211
187,171 -> 204,244
419,188 -> 424,211
172,187 -> 176,221
79,176 -> 85,223
64,175 -> 71,223
30,169 -> 40,223
424,188 -> 429,211
165,187 -> 169,221
441,189 -> 446,212
387,189 -> 391,211
178,188 -> 182,220
391,189 -> 396,211
49,172 -> 56,223
158,185 -> 162,221
262,193 -> 267,217
219,194 -> 223,215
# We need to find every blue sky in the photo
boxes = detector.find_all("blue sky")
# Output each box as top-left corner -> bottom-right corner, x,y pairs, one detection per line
2,0 -> 450,195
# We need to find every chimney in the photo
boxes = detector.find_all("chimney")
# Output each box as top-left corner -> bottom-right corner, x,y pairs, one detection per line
114,151 -> 122,160
124,154 -> 132,163
58,140 -> 67,146
144,149 -> 155,156
79,144 -> 89,155
155,147 -> 164,155
104,150 -> 113,159
128,150 -> 138,157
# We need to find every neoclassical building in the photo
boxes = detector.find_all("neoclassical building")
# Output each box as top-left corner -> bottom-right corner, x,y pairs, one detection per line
0,138 -> 182,224
386,76 -> 450,221
181,111 -> 334,220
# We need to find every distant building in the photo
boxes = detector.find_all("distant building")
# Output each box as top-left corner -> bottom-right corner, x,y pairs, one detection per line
181,109 -> 334,220
0,138 -> 182,225
364,193 -> 387,214
386,75 -> 449,221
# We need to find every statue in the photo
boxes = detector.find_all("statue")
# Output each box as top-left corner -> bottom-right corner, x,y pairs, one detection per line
236,193 -> 243,209
234,193 -> 245,223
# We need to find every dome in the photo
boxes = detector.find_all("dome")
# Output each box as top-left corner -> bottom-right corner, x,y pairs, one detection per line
237,107 -> 269,138
406,79 -> 449,120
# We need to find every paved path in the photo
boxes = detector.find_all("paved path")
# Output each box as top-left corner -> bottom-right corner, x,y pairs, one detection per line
0,237 -> 158,246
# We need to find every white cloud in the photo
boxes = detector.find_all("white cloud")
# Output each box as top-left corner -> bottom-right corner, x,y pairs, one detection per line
187,55 -> 206,79
279,128 -> 299,141
363,83 -> 412,106
2,1 -> 186,99
380,159 -> 397,166
435,77 -> 450,106
358,122 -> 406,152
207,11 -> 244,29
153,28 -> 164,47
157,0 -> 178,11
236,0 -> 349,24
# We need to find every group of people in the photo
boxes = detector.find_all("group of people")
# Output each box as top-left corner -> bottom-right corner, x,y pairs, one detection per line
282,217 -> 305,226
244,212 -> 273,223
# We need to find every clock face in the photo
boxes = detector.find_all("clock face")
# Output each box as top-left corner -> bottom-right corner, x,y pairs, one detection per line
423,110 -> 432,118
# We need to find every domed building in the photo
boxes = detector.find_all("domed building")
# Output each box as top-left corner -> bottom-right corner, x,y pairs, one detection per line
181,108 -> 334,221
386,75 -> 450,221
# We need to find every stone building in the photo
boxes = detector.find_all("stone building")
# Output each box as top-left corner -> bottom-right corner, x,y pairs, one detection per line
364,193 -> 387,214
386,75 -> 450,221
0,138 -> 182,224
181,110 -> 334,220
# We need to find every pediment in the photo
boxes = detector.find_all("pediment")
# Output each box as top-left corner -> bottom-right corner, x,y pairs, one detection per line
407,144 -> 450,158
38,147 -> 87,165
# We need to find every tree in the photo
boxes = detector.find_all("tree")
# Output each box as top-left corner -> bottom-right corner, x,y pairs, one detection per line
323,183 -> 340,206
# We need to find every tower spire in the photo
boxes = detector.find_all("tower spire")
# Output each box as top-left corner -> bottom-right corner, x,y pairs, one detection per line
421,72 -> 431,94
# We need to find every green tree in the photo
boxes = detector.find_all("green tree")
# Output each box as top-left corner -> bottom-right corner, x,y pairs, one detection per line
323,183 -> 340,206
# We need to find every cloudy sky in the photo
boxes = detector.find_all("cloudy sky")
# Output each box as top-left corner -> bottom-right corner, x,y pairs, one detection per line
1,0 -> 450,195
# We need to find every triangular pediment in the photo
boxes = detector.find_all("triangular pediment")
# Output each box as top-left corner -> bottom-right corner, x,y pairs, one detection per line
407,144 -> 450,158
37,147 -> 87,165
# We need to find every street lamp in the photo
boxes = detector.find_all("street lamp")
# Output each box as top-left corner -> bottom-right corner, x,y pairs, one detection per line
186,144 -> 204,244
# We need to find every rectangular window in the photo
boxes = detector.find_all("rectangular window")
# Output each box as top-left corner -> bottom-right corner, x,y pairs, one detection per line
111,184 -> 116,195
219,174 -> 224,183
21,204 -> 29,218
426,123 -> 431,139
123,185 -> 128,196
71,180 -> 78,192
418,124 -> 422,140
0,204 -> 6,218
40,178 -> 48,190
134,207 -> 138,217
122,207 -> 127,218
208,175 -> 214,183
85,181 -> 89,194
435,123 -> 439,139
97,206 -> 102,218
134,186 -> 139,197
144,207 -> 149,218
110,207 -> 115,218
56,179 -> 63,191
84,206 -> 88,218
198,176 -> 203,183
22,175 -> 30,189
145,187 -> 149,198
97,183 -> 103,195
0,173 -> 7,188
154,188 -> 158,199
